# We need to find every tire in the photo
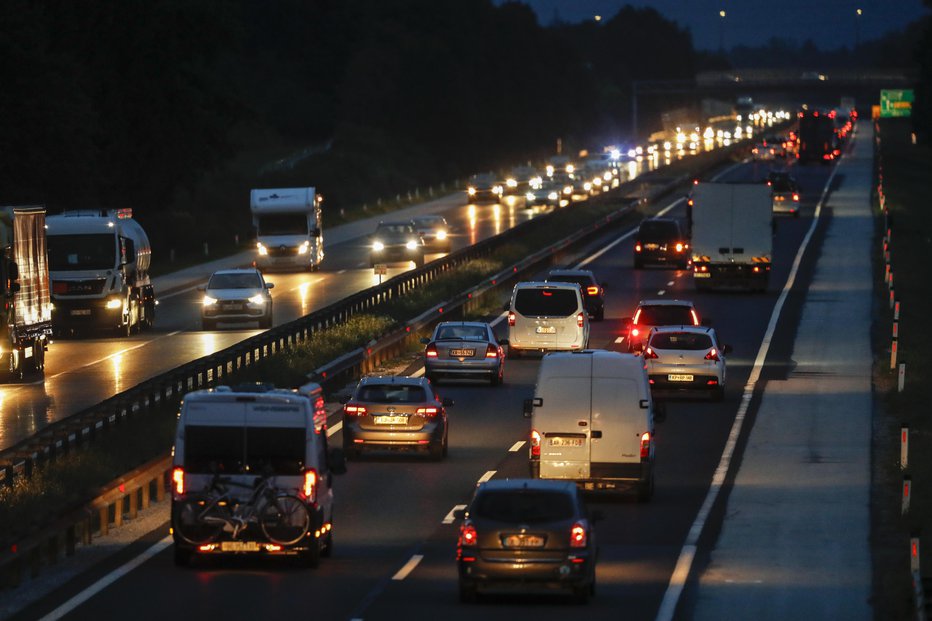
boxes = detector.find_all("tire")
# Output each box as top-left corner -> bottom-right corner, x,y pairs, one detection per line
300,535 -> 321,568
429,438 -> 444,461
173,497 -> 222,546
30,339 -> 45,374
712,386 -> 725,402
459,579 -> 478,603
490,365 -> 503,386
173,545 -> 192,567
260,495 -> 311,546
637,471 -> 655,503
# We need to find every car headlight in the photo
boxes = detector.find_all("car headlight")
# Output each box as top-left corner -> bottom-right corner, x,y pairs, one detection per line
506,178 -> 517,188
563,186 -> 572,195
467,187 -> 476,196
372,241 -> 385,251
405,240 -> 418,250
584,182 -> 592,191
493,185 -> 503,195
548,192 -> 559,200
105,298 -> 123,310
297,241 -> 309,255
248,294 -> 266,305
526,192 -> 536,201
257,242 -> 268,256
202,296 -> 218,307
435,230 -> 447,240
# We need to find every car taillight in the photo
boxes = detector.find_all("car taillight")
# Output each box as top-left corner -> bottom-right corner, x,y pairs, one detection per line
705,348 -> 720,361
425,344 -> 438,358
586,286 -> 600,296
630,327 -> 640,338
508,312 -> 516,327
792,193 -> 799,201
304,468 -> 318,502
643,347 -> 658,359
635,242 -> 643,252
570,522 -> 587,548
485,344 -> 498,358
640,432 -> 651,459
172,467 -> 185,495
577,313 -> 584,328
530,429 -> 541,458
459,522 -> 478,547
344,403 -> 367,416
416,406 -> 440,417
690,309 -> 699,326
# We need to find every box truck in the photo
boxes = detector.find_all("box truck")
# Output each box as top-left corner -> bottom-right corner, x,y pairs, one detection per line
251,187 -> 323,271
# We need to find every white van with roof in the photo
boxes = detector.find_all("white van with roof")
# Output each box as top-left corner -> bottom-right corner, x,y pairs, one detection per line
505,281 -> 589,357
524,350 -> 655,501
170,382 -> 345,567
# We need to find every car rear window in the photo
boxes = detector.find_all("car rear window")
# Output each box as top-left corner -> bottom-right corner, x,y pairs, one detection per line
474,490 -> 575,523
436,325 -> 487,340
636,305 -> 695,325
638,220 -> 679,241
183,425 -> 305,475
650,332 -> 712,351
514,288 -> 579,317
358,385 -> 426,403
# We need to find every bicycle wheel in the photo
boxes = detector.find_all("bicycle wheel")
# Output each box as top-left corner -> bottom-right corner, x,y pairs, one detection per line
173,496 -> 223,546
259,495 -> 311,546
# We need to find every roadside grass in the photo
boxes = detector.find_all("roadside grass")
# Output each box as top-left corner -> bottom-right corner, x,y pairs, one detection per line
872,118 -> 932,619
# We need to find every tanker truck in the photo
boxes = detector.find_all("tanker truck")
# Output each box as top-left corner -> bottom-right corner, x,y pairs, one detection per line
46,209 -> 154,337
0,205 -> 52,379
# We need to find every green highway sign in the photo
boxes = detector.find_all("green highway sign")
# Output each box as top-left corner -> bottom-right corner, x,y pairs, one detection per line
880,89 -> 914,118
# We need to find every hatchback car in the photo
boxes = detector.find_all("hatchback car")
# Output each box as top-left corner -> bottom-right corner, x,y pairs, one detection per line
633,218 -> 690,269
503,165 -> 539,195
545,268 -> 606,321
342,376 -> 452,460
621,299 -> 702,353
369,221 -> 425,268
505,282 -> 590,357
524,181 -> 562,207
412,215 -> 451,253
456,479 -> 598,603
467,173 -> 504,204
421,321 -> 507,386
767,171 -> 801,217
643,325 -> 730,400
199,268 -> 274,330
751,141 -> 776,161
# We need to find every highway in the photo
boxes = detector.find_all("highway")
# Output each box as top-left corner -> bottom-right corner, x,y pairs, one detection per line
9,145 -> 842,620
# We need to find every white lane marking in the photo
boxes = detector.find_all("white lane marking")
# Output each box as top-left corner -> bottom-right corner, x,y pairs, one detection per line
39,536 -> 172,621
158,284 -> 204,300
337,269 -> 347,274
667,281 -> 675,286
654,154 -> 841,621
410,367 -> 425,378
443,504 -> 468,524
392,554 -> 424,581
657,290 -> 666,296
614,336 -> 624,344
509,440 -> 526,452
326,420 -> 343,438
490,311 -> 508,327
477,470 -> 496,484
46,331 -> 183,381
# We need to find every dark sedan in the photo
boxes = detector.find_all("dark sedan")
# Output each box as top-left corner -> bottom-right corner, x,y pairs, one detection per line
421,321 -> 506,386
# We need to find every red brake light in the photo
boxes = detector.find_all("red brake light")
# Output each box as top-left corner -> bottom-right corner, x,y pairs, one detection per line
631,327 -> 640,338
586,285 -> 599,296
635,242 -> 643,252
344,403 -> 367,416
425,344 -> 438,358
485,344 -> 498,358
640,432 -> 651,459
416,406 -> 440,417
304,468 -> 318,502
508,312 -> 516,327
541,291 -> 552,297
530,429 -> 541,458
459,522 -> 478,547
792,193 -> 799,201
705,348 -> 720,361
690,309 -> 699,326
570,522 -> 587,548
577,313 -> 584,328
643,346 -> 658,359
172,467 -> 185,495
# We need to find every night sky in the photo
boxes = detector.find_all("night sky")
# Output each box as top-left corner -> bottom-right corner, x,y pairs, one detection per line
504,0 -> 929,50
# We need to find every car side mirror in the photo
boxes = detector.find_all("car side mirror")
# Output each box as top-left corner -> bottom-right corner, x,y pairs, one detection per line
266,282 -> 274,289
420,337 -> 431,344
453,508 -> 467,520
723,344 -> 733,354
328,447 -> 347,475
442,397 -> 454,407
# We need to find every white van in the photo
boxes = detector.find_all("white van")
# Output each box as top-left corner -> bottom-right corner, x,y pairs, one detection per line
170,383 -> 345,567
524,350 -> 655,501
505,281 -> 589,357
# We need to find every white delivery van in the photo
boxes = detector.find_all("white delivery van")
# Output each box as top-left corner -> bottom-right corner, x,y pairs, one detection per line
170,383 -> 345,567
505,281 -> 589,357
250,187 -> 324,271
524,350 -> 655,501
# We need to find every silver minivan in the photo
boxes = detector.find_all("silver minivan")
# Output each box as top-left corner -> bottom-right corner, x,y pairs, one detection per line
524,350 -> 655,501
505,281 -> 590,357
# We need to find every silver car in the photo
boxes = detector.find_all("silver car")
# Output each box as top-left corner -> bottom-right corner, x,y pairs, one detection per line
199,268 -> 274,330
643,325 -> 730,401
421,322 -> 507,386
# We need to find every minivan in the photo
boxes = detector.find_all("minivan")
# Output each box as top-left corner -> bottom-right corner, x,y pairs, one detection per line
170,382 -> 346,567
505,282 -> 590,358
524,350 -> 655,501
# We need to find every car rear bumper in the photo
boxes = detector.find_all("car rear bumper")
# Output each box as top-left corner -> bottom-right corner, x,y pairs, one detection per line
425,359 -> 499,377
343,422 -> 443,447
458,553 -> 594,587
534,461 -> 652,493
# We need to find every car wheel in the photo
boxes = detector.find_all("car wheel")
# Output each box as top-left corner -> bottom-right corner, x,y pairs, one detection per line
321,525 -> 334,558
429,438 -> 444,461
300,536 -> 321,568
459,580 -> 478,603
490,366 -> 503,386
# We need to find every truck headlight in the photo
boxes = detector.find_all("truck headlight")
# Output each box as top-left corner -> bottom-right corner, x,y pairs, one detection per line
467,187 -> 476,196
506,178 -> 517,188
405,240 -> 418,250
372,241 -> 385,252
202,296 -> 218,307
105,298 -> 123,310
248,294 -> 266,305
257,242 -> 268,256
298,241 -> 310,255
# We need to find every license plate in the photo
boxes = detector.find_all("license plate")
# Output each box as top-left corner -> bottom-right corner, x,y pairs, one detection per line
222,303 -> 243,311
536,326 -> 556,334
374,415 -> 408,425
694,272 -> 711,278
549,437 -> 584,447
644,243 -> 660,250
70,309 -> 91,316
668,374 -> 694,382
503,534 -> 545,548
220,541 -> 260,552
449,349 -> 475,357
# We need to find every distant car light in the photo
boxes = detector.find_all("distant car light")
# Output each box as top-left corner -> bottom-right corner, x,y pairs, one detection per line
526,192 -> 536,201
405,240 -> 418,250
372,241 -> 385,251
467,187 -> 476,196
257,242 -> 268,256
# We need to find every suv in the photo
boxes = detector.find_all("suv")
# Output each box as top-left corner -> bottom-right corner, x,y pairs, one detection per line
621,299 -> 703,353
170,382 -> 346,567
767,171 -> 800,217
467,173 -> 503,204
545,268 -> 606,321
505,282 -> 590,357
342,376 -> 452,460
199,268 -> 274,330
369,221 -> 425,268
633,218 -> 690,269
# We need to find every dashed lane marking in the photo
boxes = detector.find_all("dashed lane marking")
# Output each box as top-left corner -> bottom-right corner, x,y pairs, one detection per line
477,470 -> 496,484
391,555 -> 424,581
443,504 -> 468,524
657,290 -> 666,296
614,337 -> 625,344
509,441 -> 526,452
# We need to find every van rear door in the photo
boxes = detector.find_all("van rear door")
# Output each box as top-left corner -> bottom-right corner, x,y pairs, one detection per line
590,377 -> 642,465
244,401 -> 309,489
538,375 -> 591,479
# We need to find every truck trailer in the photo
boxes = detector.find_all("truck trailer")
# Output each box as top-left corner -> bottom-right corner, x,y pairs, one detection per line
46,209 -> 154,336
0,206 -> 52,379
797,109 -> 837,163
251,187 -> 324,271
690,183 -> 773,292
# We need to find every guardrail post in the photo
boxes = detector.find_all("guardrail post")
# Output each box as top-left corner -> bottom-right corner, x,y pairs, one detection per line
902,424 -> 910,470
99,506 -> 109,537
903,475 -> 912,515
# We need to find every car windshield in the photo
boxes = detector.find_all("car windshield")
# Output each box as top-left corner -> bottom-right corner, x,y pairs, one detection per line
47,234 -> 115,270
474,490 -> 575,523
650,332 -> 713,351
358,385 -> 426,403
256,213 -> 308,236
376,224 -> 414,235
514,288 -> 579,317
638,221 -> 679,241
208,273 -> 262,289
413,217 -> 444,228
636,305 -> 695,325
436,325 -> 487,341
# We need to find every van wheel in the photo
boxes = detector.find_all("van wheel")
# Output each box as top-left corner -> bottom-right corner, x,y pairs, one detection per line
637,472 -> 655,503
321,530 -> 333,558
